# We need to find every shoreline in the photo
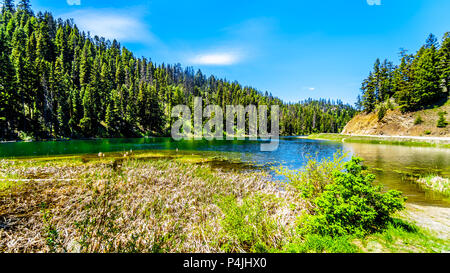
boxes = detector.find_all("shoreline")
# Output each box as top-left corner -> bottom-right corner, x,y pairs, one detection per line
304,133 -> 450,148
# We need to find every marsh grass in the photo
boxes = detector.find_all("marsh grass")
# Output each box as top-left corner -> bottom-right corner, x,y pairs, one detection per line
0,155 -> 300,253
0,152 -> 448,253
417,175 -> 450,196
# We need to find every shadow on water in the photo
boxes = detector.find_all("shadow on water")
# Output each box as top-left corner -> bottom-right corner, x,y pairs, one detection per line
1,137 -> 449,207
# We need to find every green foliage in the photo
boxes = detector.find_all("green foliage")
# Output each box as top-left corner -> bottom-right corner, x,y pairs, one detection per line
414,115 -> 424,125
3,153 -> 448,253
0,5 -> 355,140
284,234 -> 358,253
302,158 -> 406,237
377,105 -> 387,121
437,111 -> 448,128
275,151 -> 347,200
439,33 -> 450,93
217,194 -> 278,253
360,218 -> 449,253
386,99 -> 394,110
360,34 -> 448,113
40,202 -> 64,253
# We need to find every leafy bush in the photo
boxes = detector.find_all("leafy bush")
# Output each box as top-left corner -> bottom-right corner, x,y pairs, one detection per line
275,151 -> 347,200
301,158 -> 406,237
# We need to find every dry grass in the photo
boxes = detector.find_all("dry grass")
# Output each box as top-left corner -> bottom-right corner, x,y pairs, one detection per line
417,175 -> 450,196
0,156 -> 302,253
2,153 -> 447,253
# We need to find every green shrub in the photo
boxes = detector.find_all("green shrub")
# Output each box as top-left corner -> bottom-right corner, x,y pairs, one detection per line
275,151 -> 347,200
414,115 -> 423,125
437,111 -> 448,128
386,99 -> 394,110
302,157 -> 406,238
217,194 -> 278,253
378,105 -> 387,121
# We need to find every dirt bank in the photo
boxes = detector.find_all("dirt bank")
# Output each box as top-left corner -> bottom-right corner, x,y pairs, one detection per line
342,103 -> 450,137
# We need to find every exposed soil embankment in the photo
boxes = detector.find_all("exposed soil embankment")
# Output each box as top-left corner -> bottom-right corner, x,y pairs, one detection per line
342,104 -> 450,137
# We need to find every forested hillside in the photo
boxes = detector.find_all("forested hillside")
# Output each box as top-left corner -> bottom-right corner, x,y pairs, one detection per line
357,33 -> 449,114
0,1 -> 355,140
343,32 -> 450,137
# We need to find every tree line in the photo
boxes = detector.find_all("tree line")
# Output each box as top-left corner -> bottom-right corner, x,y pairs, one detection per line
0,1 -> 356,140
357,33 -> 450,114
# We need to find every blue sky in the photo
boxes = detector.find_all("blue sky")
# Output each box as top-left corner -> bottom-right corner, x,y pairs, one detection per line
28,0 -> 450,105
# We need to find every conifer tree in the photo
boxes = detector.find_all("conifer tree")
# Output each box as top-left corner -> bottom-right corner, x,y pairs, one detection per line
0,31 -> 17,137
16,0 -> 31,14
0,4 -> 357,140
411,37 -> 441,108
438,33 -> 450,94
1,0 -> 15,13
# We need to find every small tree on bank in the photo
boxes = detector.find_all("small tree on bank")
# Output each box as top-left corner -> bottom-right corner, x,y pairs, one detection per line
437,111 -> 448,128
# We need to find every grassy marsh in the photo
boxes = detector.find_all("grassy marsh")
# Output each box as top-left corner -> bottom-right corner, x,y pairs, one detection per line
305,133 -> 450,148
0,151 -> 448,253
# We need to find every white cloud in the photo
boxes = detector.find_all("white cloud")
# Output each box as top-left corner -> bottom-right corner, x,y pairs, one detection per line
367,0 -> 381,6
60,9 -> 156,43
189,52 -> 241,66
309,87 -> 316,91
179,18 -> 277,66
67,0 -> 81,6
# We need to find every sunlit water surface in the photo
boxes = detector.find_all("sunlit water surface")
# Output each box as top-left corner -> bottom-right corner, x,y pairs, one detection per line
1,137 -> 449,207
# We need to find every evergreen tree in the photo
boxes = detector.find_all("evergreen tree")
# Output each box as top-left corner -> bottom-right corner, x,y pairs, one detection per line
361,34 -> 449,113
0,30 -> 17,137
411,40 -> 441,108
437,112 -> 448,128
0,4 -> 357,140
16,0 -> 31,13
361,73 -> 377,112
1,0 -> 15,13
438,32 -> 450,94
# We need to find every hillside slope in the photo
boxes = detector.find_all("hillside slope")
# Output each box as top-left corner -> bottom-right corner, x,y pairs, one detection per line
342,102 -> 450,137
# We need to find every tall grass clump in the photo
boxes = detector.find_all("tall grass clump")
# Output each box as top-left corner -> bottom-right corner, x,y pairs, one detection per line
417,175 -> 450,196
217,194 -> 279,253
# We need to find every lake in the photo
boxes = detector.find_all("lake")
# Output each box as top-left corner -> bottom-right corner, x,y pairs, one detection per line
1,137 -> 449,207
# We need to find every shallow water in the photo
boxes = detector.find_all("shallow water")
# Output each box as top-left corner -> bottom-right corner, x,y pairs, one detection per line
1,137 -> 449,207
